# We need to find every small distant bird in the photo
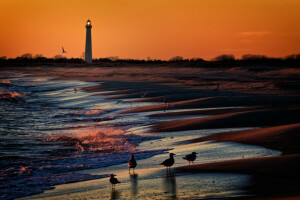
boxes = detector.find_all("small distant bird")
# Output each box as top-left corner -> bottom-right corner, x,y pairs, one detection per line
141,92 -> 148,98
183,152 -> 198,164
74,88 -> 77,93
109,174 -> 121,189
128,154 -> 137,173
62,46 -> 68,53
116,100 -> 132,105
163,98 -> 167,104
161,153 -> 176,171
214,84 -> 220,91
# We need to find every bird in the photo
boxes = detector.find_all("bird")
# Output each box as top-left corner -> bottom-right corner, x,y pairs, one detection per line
62,46 -> 68,53
161,153 -> 176,171
109,174 -> 121,189
214,84 -> 220,91
141,92 -> 148,98
183,152 -> 198,164
74,88 -> 77,93
116,100 -> 132,105
128,154 -> 137,174
163,98 -> 167,104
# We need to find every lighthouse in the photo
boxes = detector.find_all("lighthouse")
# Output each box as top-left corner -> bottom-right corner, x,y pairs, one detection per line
85,19 -> 92,64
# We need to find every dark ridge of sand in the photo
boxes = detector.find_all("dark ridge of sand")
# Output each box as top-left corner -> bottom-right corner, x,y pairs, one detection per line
129,95 -> 168,102
183,123 -> 300,155
123,95 -> 300,114
176,154 -> 300,199
121,97 -> 215,114
105,92 -> 142,99
149,106 -> 262,117
153,107 -> 300,132
95,89 -> 134,96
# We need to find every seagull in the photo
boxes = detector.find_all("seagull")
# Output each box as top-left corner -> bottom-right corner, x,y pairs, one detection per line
161,153 -> 176,171
74,88 -> 77,93
109,174 -> 121,189
163,98 -> 167,104
141,92 -> 148,98
116,100 -> 132,105
214,84 -> 220,91
183,152 -> 198,164
128,154 -> 137,174
62,46 -> 68,53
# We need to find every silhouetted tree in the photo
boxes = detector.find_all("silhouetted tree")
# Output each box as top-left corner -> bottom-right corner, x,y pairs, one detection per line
53,54 -> 66,60
0,56 -> 7,60
241,54 -> 267,60
21,53 -> 33,59
107,56 -> 119,61
213,54 -> 235,61
169,56 -> 183,61
285,54 -> 300,60
34,54 -> 45,59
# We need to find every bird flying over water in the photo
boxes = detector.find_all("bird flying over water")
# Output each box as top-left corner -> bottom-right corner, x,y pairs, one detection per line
183,152 -> 198,164
161,153 -> 175,171
62,47 -> 68,53
128,154 -> 137,173
116,100 -> 132,105
109,174 -> 121,189
141,92 -> 148,98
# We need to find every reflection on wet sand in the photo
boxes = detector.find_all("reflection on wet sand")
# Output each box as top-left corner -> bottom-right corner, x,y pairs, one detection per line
163,172 -> 177,199
111,189 -> 120,200
130,173 -> 138,197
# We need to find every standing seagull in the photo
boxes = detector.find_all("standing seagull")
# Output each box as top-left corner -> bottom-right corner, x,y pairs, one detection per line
62,46 -> 68,53
161,153 -> 176,172
183,152 -> 198,164
214,84 -> 220,91
128,154 -> 137,174
163,98 -> 167,104
109,174 -> 121,190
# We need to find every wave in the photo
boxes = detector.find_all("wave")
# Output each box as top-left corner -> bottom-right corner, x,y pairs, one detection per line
0,149 -> 166,200
0,91 -> 22,99
44,128 -> 147,153
0,90 -> 25,104
0,80 -> 11,84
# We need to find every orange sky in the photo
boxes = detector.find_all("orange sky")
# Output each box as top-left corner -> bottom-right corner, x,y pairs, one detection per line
0,0 -> 299,60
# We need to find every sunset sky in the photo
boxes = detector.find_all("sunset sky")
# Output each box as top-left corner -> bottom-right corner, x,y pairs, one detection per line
0,0 -> 299,60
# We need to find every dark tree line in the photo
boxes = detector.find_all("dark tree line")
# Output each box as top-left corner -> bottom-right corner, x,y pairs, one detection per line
1,53 -> 299,68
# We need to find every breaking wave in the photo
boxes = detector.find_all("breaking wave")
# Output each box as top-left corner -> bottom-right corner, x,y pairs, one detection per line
44,128 -> 148,153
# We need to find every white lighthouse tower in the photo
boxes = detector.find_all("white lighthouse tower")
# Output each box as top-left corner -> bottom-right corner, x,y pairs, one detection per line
85,19 -> 92,64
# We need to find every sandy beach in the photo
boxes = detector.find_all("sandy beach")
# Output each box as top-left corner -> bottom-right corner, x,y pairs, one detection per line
0,65 -> 299,199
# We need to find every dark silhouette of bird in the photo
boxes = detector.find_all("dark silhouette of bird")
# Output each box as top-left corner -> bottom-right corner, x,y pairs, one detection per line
183,152 -> 198,164
109,174 -> 120,189
62,46 -> 68,53
116,100 -> 132,105
141,92 -> 148,98
74,88 -> 77,93
163,98 -> 167,104
161,153 -> 175,171
128,154 -> 137,173
214,84 -> 220,91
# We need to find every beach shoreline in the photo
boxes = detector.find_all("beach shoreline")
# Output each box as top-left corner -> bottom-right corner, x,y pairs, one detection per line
1,65 -> 299,199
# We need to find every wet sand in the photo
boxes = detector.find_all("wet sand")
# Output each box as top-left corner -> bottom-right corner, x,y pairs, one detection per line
2,65 -> 299,199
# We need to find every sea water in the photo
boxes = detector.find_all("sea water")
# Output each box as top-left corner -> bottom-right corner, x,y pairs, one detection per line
0,72 -> 281,200
0,72 -> 165,199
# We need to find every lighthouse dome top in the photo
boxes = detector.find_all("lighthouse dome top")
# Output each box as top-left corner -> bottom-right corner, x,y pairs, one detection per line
85,19 -> 92,28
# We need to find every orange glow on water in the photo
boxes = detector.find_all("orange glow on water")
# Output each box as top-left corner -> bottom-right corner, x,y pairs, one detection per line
85,109 -> 101,115
0,0 -> 299,60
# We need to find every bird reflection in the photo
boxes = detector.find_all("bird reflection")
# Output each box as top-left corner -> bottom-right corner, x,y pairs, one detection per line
130,173 -> 138,196
110,189 -> 120,200
163,172 -> 177,199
